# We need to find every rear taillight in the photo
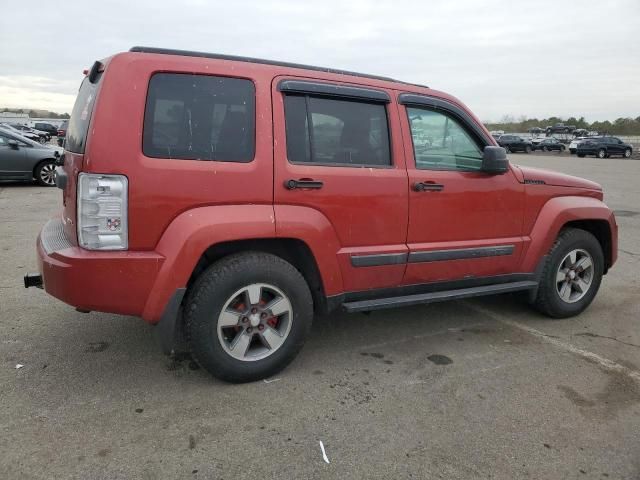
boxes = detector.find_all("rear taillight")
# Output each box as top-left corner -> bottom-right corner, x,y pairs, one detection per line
77,173 -> 128,250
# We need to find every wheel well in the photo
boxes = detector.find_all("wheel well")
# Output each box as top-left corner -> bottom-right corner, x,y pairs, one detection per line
188,238 -> 327,313
563,220 -> 612,273
32,158 -> 56,176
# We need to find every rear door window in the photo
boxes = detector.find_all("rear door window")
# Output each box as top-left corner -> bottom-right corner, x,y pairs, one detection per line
143,73 -> 255,162
283,94 -> 391,167
66,75 -> 101,153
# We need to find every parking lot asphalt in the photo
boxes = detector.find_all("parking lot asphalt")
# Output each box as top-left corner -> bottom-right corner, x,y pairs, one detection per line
1,154 -> 638,480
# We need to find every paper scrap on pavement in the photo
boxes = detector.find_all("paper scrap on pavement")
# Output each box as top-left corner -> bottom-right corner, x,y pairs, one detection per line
15,364 -> 24,369
319,440 -> 330,464
263,378 -> 281,384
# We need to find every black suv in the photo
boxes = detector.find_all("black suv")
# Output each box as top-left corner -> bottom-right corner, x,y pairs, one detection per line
576,137 -> 633,159
497,135 -> 532,153
532,137 -> 566,152
33,122 -> 59,137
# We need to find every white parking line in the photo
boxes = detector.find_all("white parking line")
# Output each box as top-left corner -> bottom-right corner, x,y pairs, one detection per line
465,302 -> 640,384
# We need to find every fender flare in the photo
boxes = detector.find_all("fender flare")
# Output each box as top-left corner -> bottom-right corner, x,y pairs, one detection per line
520,195 -> 616,272
142,204 -> 277,322
274,204 -> 344,297
142,204 -> 346,323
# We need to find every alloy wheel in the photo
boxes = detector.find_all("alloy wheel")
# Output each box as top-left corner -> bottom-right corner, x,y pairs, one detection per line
39,163 -> 56,186
217,283 -> 293,361
555,249 -> 594,303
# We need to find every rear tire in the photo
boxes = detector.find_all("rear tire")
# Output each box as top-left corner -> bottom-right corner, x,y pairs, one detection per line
525,145 -> 532,153
533,228 -> 604,319
185,252 -> 313,383
597,148 -> 606,159
504,146 -> 510,153
577,154 -> 585,158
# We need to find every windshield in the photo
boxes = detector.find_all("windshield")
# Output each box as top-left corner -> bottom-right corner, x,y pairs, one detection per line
66,74 -> 101,153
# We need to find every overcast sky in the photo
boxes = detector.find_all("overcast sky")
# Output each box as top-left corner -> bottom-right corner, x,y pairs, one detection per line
1,0 -> 638,122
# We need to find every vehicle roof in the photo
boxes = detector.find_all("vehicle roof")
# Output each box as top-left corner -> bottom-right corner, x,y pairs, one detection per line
129,46 -> 430,91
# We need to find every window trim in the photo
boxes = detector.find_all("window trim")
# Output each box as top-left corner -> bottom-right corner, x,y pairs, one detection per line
398,93 -> 491,146
278,79 -> 390,103
400,94 -> 489,172
142,72 -> 257,163
283,92 -> 394,169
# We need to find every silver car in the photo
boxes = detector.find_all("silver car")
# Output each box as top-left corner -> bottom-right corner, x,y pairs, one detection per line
0,127 -> 62,186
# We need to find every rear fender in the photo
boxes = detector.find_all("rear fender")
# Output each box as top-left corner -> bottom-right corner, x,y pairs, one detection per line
520,196 -> 617,272
142,205 -> 276,323
274,205 -> 344,296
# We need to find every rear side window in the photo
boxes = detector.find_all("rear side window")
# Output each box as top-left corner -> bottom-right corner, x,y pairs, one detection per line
66,75 -> 101,153
143,73 -> 255,162
283,94 -> 391,167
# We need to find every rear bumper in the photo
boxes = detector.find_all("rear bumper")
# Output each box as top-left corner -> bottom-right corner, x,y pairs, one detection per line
36,218 -> 165,320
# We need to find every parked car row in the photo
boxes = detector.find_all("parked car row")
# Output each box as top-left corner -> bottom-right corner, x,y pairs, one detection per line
494,132 -> 633,158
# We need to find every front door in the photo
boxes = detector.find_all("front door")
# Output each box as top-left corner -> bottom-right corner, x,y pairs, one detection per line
272,77 -> 409,293
398,95 -> 526,285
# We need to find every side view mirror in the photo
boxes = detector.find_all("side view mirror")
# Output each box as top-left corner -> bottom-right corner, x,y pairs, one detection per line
482,146 -> 509,174
8,140 -> 19,150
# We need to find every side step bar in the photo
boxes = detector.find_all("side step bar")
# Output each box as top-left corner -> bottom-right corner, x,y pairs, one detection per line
342,281 -> 538,313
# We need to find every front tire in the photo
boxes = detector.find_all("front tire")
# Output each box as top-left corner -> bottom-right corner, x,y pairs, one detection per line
525,145 -> 532,153
597,148 -> 606,159
624,148 -> 632,158
35,160 -> 56,186
533,228 -> 604,318
185,252 -> 313,383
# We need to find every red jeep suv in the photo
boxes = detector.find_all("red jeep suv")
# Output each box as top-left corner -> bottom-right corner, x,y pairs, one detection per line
26,47 -> 618,382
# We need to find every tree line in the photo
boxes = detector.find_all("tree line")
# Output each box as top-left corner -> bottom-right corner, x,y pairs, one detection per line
1,108 -> 70,119
484,116 -> 640,136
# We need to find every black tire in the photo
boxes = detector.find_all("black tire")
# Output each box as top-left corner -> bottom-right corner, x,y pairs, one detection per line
624,148 -> 632,158
185,252 -> 313,383
533,228 -> 604,319
34,160 -> 57,187
597,148 -> 606,159
504,146 -> 510,153
577,154 -> 585,158
542,146 -> 548,152
525,145 -> 532,153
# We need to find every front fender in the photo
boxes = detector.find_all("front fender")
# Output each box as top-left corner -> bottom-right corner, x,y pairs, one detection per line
520,196 -> 617,272
141,204 -> 276,323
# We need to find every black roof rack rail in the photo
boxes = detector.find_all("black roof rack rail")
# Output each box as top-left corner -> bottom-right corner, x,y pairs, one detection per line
129,46 -> 428,88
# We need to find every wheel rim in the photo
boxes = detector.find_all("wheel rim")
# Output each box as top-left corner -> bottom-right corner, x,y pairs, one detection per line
504,146 -> 510,153
39,163 -> 56,185
598,150 -> 605,158
217,283 -> 293,362
625,150 -> 631,157
555,249 -> 594,304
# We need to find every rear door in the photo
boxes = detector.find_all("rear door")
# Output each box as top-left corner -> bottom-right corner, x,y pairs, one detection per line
272,77 -> 409,293
0,132 -> 28,177
398,94 -> 525,285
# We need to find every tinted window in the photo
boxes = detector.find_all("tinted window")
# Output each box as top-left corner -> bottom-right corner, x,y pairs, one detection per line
283,94 -> 390,166
407,107 -> 483,171
143,73 -> 255,162
66,75 -> 101,153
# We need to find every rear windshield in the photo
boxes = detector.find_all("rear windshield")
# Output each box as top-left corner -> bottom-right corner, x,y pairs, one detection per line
142,73 -> 256,162
66,75 -> 100,153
